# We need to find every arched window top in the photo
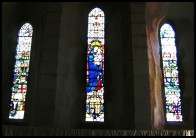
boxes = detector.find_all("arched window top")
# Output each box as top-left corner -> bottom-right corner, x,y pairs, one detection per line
18,23 -> 33,37
160,23 -> 175,38
88,7 -> 105,45
88,7 -> 104,17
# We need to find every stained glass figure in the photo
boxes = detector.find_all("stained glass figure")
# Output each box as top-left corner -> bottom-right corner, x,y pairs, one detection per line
160,23 -> 182,121
86,8 -> 104,122
9,23 -> 33,119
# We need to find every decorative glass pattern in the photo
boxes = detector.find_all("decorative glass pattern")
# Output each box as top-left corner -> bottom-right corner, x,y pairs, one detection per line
86,8 -> 104,122
160,23 -> 182,121
9,23 -> 33,119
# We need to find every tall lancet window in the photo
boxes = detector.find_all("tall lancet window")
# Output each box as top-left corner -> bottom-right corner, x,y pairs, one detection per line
9,23 -> 33,119
160,23 -> 183,122
86,7 -> 105,122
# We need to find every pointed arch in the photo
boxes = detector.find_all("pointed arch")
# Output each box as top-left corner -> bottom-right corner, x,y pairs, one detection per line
159,23 -> 183,122
9,23 -> 33,119
85,7 -> 105,122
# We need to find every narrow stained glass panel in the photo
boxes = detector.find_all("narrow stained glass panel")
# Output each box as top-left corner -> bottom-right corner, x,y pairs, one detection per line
86,8 -> 105,122
160,23 -> 183,122
9,23 -> 33,119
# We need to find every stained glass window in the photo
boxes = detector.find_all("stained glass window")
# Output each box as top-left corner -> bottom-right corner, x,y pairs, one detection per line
160,23 -> 183,121
9,23 -> 33,119
86,7 -> 105,122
